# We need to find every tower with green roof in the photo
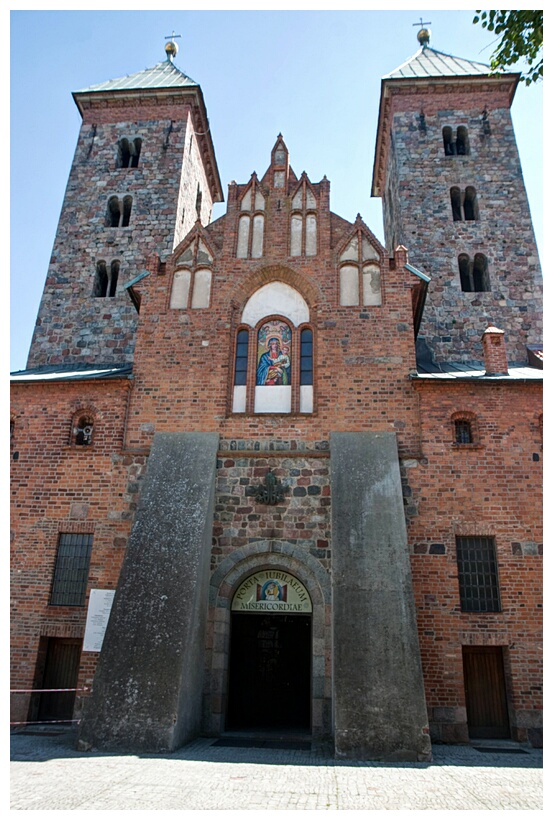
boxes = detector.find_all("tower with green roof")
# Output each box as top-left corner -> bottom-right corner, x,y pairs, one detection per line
26,38 -> 223,369
372,27 -> 542,365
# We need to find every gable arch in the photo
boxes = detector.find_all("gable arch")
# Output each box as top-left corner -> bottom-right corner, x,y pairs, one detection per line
242,283 -> 309,327
233,264 -> 321,315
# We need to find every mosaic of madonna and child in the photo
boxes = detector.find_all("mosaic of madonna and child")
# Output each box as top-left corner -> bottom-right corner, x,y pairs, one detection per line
256,321 -> 292,386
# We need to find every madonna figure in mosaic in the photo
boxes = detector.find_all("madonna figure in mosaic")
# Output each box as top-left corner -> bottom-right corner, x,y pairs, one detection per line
256,321 -> 292,385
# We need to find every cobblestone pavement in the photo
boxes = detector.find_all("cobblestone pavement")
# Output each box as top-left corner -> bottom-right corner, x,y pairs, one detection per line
10,728 -> 542,811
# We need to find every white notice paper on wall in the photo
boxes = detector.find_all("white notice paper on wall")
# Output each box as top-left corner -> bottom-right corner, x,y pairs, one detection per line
83,589 -> 116,652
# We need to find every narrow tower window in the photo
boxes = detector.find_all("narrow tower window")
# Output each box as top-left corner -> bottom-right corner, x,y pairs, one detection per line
451,187 -> 478,221
122,196 -> 133,227
106,196 -> 132,228
450,187 -> 462,221
458,254 -> 490,292
93,260 -> 119,297
443,126 -> 470,156
118,137 -> 142,168
456,126 -> 469,155
107,197 -> 121,227
463,187 -> 478,220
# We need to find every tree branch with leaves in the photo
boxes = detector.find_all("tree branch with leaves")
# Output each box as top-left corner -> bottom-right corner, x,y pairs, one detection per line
474,10 -> 543,85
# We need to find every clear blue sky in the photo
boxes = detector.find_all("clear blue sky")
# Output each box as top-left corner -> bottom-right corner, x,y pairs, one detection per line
9,8 -> 543,371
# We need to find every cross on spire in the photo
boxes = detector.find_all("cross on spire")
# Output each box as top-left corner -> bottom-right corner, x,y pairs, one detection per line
413,18 -> 431,46
164,31 -> 181,62
412,17 -> 431,29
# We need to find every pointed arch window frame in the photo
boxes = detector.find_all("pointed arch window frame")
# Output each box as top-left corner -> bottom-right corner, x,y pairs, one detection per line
169,234 -> 215,310
236,178 -> 266,259
230,314 -> 316,415
337,226 -> 383,307
289,179 -> 318,258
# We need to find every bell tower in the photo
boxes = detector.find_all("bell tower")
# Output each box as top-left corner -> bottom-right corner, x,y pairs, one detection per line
26,36 -> 223,368
372,27 -> 542,364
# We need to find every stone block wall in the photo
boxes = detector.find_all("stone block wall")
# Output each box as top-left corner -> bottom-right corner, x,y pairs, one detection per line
382,88 -> 542,363
27,99 -> 214,369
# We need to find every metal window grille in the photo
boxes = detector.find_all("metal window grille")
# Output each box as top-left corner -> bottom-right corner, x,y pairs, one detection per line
50,533 -> 93,606
300,329 -> 313,386
455,536 -> 500,612
234,330 -> 249,386
455,419 -> 473,444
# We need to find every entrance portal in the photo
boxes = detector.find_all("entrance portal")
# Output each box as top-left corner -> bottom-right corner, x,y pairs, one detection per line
226,612 -> 311,732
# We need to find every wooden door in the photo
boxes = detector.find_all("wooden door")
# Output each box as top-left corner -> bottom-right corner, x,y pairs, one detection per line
462,646 -> 510,739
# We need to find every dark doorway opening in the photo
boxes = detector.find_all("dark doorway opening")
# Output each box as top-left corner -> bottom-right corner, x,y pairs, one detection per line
28,638 -> 82,724
463,645 -> 510,739
226,613 -> 311,733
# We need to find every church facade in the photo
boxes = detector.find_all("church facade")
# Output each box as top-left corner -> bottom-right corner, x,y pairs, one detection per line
10,31 -> 542,758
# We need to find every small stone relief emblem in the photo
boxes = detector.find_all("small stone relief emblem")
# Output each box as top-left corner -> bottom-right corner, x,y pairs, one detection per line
249,469 -> 289,505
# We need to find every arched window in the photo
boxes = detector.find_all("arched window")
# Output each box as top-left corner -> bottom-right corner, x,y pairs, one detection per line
450,187 -> 462,221
339,229 -> 381,306
231,282 -> 313,414
458,253 -> 490,292
443,125 -> 470,156
71,413 -> 95,446
463,187 -> 478,220
236,179 -> 265,259
450,187 -> 478,221
106,196 -> 132,228
170,237 -> 214,309
93,260 -> 119,297
118,137 -> 142,168
290,180 -> 317,257
451,412 -> 479,446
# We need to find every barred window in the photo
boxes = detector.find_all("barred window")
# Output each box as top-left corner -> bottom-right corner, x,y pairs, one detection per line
50,533 -> 93,606
454,419 -> 472,444
455,536 -> 500,612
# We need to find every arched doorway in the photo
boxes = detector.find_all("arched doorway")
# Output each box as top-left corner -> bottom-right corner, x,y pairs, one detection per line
226,570 -> 312,733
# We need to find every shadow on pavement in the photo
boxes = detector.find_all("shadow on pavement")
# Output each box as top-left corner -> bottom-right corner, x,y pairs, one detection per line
10,726 -> 543,769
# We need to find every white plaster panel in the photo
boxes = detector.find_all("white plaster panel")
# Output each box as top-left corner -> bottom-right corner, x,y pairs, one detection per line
251,215 -> 264,258
255,190 -> 265,211
254,385 -> 291,413
241,282 -> 309,327
241,188 -> 252,211
290,215 -> 302,256
237,215 -> 250,258
197,240 -> 213,263
175,244 -> 194,266
340,237 -> 358,262
232,385 -> 247,413
306,189 -> 316,209
362,264 -> 382,306
362,236 -> 379,261
340,266 -> 359,306
292,190 -> 302,209
191,268 -> 212,308
170,269 -> 191,308
305,214 -> 317,256
274,171 -> 285,188
300,385 -> 314,413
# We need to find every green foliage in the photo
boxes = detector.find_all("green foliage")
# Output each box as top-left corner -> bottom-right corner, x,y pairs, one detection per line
473,10 -> 543,85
